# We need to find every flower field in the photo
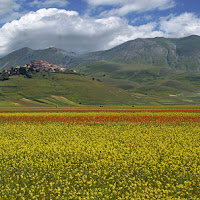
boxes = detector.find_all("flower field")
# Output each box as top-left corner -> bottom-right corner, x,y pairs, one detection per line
0,108 -> 199,199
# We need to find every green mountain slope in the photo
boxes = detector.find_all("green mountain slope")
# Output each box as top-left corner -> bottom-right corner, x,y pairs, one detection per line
0,47 -> 78,69
0,73 -> 134,106
1,35 -> 200,72
75,61 -> 200,104
80,38 -> 169,66
76,35 -> 200,72
0,35 -> 200,105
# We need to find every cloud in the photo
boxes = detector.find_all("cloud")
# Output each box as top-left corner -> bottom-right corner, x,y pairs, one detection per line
0,11 -> 28,24
0,0 -> 23,23
0,9 -> 200,57
159,13 -> 200,37
131,15 -> 153,24
86,0 -> 175,16
29,0 -> 69,8
0,8 -> 164,56
0,0 -> 20,15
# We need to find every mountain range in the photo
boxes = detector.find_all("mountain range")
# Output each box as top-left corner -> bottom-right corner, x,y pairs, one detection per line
1,35 -> 200,71
0,35 -> 200,105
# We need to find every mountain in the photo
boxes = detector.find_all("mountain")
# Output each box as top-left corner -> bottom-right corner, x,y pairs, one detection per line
76,35 -> 200,72
0,35 -> 200,105
1,35 -> 200,71
73,35 -> 200,105
0,47 -> 78,69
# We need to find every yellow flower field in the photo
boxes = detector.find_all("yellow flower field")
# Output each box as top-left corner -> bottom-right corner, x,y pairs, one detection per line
0,108 -> 199,199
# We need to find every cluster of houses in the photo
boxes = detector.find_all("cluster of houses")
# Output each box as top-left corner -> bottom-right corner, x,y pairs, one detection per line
3,60 -> 76,74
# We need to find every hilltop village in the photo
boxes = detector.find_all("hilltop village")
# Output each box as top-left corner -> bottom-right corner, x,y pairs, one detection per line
0,60 -> 76,80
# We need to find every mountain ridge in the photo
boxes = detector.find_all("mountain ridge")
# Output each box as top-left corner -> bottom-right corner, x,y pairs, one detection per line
0,35 -> 200,72
77,35 -> 200,72
0,35 -> 200,105
0,47 -> 78,69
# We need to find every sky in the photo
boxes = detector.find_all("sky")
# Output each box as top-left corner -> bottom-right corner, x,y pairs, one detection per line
0,0 -> 199,57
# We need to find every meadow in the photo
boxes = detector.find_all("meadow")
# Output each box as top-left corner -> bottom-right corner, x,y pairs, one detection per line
0,107 -> 199,199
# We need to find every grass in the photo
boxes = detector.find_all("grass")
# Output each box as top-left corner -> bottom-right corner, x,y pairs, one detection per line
0,69 -> 199,106
75,61 -> 200,105
0,73 -> 134,106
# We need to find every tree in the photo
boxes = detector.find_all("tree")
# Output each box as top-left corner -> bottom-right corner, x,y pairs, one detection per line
0,73 -> 9,81
19,67 -> 27,75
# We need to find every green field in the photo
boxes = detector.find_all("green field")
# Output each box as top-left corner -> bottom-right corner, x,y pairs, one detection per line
75,61 -> 200,105
0,71 -> 199,107
0,73 -> 135,106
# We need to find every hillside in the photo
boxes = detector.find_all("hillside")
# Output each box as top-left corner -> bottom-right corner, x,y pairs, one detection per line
75,61 -> 200,105
0,47 -> 78,69
1,35 -> 200,72
0,72 -> 135,106
0,35 -> 200,105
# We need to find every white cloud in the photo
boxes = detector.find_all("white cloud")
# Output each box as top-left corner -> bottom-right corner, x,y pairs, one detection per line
0,0 -> 20,15
0,8 -> 164,56
131,15 -> 153,24
86,0 -> 175,16
0,11 -> 28,23
0,9 -> 200,57
160,13 -> 200,37
29,0 -> 69,8
87,0 -> 124,6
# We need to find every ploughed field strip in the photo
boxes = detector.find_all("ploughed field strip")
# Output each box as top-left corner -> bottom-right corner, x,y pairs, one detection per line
0,108 -> 199,199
